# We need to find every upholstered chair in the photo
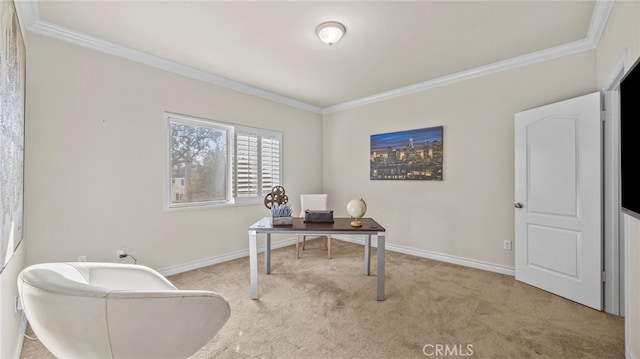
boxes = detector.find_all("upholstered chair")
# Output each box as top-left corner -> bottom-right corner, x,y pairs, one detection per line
17,262 -> 231,359
298,193 -> 332,259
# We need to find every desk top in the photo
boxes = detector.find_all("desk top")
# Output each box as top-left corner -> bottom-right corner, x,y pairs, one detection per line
249,217 -> 385,234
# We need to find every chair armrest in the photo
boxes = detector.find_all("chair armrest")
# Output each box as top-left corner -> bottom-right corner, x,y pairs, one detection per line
105,290 -> 231,359
17,281 -> 113,358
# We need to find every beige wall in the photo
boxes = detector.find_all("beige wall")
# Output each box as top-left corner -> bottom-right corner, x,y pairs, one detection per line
24,34 -> 323,269
5,2 -> 640,357
596,2 -> 640,357
323,52 -> 596,269
625,80 -> 640,359
627,218 -> 640,358
0,243 -> 26,359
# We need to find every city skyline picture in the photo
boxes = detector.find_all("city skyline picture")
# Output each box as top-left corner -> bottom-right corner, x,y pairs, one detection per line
370,126 -> 443,181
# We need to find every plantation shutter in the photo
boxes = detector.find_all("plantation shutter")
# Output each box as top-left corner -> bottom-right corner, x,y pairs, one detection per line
261,136 -> 281,194
234,130 -> 282,199
235,133 -> 259,197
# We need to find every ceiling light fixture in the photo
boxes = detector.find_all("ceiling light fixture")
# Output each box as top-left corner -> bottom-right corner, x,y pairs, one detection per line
316,21 -> 346,46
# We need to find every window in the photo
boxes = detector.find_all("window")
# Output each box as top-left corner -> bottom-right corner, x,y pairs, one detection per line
166,113 -> 283,208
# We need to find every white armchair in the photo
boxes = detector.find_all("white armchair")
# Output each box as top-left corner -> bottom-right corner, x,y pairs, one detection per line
17,262 -> 231,359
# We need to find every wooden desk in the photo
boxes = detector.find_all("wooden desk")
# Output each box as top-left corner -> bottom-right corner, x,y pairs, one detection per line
248,217 -> 386,300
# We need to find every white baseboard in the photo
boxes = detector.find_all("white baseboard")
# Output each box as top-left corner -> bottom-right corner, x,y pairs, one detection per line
158,236 -> 514,277
332,235 -> 515,276
158,237 -> 298,276
628,346 -> 638,359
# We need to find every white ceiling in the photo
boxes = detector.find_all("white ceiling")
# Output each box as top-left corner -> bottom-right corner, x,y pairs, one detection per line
22,1 -> 609,112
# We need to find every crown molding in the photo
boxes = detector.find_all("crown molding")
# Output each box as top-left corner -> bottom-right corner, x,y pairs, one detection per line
19,0 -> 614,115
323,0 -> 615,114
25,18 -> 323,114
16,1 -> 38,29
322,38 -> 595,114
587,0 -> 615,48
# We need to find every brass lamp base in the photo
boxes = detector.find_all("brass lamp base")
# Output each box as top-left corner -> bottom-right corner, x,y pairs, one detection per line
350,219 -> 363,227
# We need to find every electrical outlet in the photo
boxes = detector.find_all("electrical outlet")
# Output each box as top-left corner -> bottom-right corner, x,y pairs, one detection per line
503,240 -> 512,250
78,255 -> 87,262
15,295 -> 22,313
117,248 -> 126,260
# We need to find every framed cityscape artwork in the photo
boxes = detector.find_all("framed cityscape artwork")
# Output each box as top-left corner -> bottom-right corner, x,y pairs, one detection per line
370,126 -> 443,180
0,0 -> 26,272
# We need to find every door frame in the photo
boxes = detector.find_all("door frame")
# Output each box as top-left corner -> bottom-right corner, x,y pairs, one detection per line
602,49 -> 628,316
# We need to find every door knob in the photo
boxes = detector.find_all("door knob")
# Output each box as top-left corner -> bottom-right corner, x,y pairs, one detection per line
514,203 -> 524,208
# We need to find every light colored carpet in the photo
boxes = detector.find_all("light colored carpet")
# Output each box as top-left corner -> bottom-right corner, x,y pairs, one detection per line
20,239 -> 624,358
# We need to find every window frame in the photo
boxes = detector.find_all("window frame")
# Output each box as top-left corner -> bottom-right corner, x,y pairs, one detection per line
164,112 -> 283,210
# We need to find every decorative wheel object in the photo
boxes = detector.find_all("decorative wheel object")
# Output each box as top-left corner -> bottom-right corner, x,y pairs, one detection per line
264,186 -> 289,209
271,186 -> 286,197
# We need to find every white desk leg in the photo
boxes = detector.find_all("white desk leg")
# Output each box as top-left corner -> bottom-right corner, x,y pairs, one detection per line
265,233 -> 271,274
364,235 -> 371,276
377,232 -> 385,301
249,230 -> 259,299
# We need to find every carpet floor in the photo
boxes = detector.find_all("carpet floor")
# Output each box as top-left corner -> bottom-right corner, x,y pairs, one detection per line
20,239 -> 624,358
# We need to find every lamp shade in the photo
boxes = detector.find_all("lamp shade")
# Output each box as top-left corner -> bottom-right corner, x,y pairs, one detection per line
316,21 -> 345,46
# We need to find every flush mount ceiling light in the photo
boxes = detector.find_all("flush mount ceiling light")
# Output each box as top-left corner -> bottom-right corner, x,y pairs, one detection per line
316,21 -> 346,46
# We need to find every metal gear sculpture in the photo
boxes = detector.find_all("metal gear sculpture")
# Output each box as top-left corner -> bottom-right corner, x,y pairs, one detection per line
263,186 -> 289,209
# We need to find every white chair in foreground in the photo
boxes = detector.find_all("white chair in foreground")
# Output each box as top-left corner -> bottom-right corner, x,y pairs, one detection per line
17,262 -> 231,359
298,193 -> 332,259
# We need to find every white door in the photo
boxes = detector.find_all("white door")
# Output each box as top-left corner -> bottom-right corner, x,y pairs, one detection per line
514,92 -> 602,310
